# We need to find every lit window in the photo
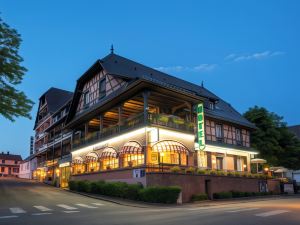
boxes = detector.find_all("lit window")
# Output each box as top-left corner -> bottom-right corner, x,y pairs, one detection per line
209,102 -> 215,110
99,78 -> 106,99
236,129 -> 242,145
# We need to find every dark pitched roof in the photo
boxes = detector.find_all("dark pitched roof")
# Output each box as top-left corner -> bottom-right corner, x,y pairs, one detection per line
100,53 -> 218,100
43,88 -> 73,113
34,87 -> 73,129
66,53 -> 255,129
0,153 -> 22,161
288,125 -> 300,139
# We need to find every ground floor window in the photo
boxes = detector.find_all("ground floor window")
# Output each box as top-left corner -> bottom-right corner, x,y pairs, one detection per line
159,152 -> 187,165
87,161 -> 99,173
72,164 -> 85,174
101,158 -> 118,170
122,154 -> 144,167
13,168 -> 19,173
1,167 -> 4,172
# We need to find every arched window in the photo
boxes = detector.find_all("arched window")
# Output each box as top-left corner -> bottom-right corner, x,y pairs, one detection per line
151,140 -> 189,166
72,157 -> 85,174
120,141 -> 144,167
85,152 -> 99,172
99,147 -> 118,170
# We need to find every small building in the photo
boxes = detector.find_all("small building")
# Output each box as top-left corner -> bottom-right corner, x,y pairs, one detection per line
19,155 -> 38,179
0,152 -> 22,177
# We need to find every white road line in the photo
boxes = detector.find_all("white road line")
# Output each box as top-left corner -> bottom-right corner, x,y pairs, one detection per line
57,204 -> 78,210
187,206 -> 241,211
33,206 -> 52,212
0,215 -> 19,219
63,211 -> 80,214
32,212 -> 52,216
76,203 -> 98,209
227,208 -> 260,213
255,210 -> 290,217
9,207 -> 26,214
92,203 -> 104,206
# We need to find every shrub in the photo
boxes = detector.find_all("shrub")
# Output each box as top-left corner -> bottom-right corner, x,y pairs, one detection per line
124,183 -> 143,200
191,193 -> 208,201
213,192 -> 233,199
231,191 -> 245,198
170,166 -> 181,173
216,170 -> 226,176
139,186 -> 181,204
185,167 -> 196,174
90,180 -> 105,194
234,172 -> 241,177
68,180 -> 77,191
227,172 -> 235,176
209,170 -> 217,175
77,180 -> 91,192
197,169 -> 206,175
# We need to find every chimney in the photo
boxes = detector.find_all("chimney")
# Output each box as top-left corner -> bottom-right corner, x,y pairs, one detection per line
1,151 -> 3,154
7,151 -> 9,155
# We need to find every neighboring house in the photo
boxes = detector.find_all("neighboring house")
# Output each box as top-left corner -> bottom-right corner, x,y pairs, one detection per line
19,155 -> 38,179
0,152 -> 22,177
288,125 -> 300,139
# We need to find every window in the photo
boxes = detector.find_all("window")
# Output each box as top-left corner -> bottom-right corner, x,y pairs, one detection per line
101,158 -> 119,170
123,154 -> 144,167
216,157 -> 223,170
1,167 -> 4,172
84,91 -> 90,106
99,78 -> 106,99
236,129 -> 242,145
13,168 -> 19,173
1,160 -> 5,164
216,124 -> 223,139
15,161 -> 18,164
209,102 -> 215,110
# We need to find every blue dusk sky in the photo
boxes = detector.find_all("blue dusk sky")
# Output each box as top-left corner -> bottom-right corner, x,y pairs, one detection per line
0,0 -> 299,158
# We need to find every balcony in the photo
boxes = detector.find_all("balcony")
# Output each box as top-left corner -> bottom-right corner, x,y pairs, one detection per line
73,113 -> 195,149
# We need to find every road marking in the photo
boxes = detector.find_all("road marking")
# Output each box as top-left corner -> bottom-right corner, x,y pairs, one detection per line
57,204 -> 78,210
227,208 -> 260,213
187,206 -> 241,211
255,210 -> 290,217
92,203 -> 104,206
0,215 -> 18,219
63,211 -> 80,214
9,207 -> 26,214
32,212 -> 52,216
76,203 -> 98,209
33,206 -> 52,212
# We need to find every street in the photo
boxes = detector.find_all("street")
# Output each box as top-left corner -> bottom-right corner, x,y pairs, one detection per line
0,178 -> 299,225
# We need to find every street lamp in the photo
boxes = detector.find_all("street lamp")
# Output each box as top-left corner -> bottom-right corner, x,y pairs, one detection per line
160,152 -> 164,172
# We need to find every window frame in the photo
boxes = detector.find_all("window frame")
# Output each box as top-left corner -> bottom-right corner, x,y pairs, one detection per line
99,78 -> 106,99
83,91 -> 90,107
215,124 -> 223,142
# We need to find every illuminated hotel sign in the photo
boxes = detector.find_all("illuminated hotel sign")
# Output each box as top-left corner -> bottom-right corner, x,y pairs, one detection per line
197,103 -> 205,150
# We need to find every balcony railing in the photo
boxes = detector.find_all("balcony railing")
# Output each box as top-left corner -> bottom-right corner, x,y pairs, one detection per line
72,113 -> 194,149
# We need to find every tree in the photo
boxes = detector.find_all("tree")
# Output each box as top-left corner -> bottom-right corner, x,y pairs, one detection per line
244,106 -> 300,170
0,16 -> 34,121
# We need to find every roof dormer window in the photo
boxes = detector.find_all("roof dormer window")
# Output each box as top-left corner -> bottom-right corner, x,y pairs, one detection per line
209,102 -> 215,110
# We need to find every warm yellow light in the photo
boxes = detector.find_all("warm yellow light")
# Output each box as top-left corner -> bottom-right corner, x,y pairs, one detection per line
264,167 -> 269,171
160,152 -> 165,157
212,159 -> 216,164
243,164 -> 247,168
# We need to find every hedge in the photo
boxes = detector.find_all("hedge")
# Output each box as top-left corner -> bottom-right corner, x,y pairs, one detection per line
191,193 -> 208,201
68,180 -> 181,204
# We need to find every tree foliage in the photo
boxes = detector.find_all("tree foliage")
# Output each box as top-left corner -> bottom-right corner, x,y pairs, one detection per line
0,16 -> 34,121
244,106 -> 300,170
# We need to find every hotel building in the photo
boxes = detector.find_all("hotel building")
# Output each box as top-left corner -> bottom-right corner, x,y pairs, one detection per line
34,52 -> 259,189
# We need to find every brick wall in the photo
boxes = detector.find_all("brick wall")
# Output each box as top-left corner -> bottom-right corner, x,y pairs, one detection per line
146,173 -> 280,202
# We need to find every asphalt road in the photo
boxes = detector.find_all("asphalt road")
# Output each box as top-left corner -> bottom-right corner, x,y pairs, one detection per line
0,178 -> 299,225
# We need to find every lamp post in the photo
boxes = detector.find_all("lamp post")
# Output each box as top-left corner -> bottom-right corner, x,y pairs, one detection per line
160,152 -> 164,173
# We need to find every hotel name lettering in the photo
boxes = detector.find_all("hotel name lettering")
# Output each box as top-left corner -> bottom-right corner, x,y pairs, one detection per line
197,103 -> 205,150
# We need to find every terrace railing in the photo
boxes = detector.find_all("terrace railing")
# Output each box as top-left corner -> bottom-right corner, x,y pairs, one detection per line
72,113 -> 194,149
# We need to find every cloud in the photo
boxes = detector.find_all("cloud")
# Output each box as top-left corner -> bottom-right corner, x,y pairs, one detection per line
155,64 -> 217,73
225,51 -> 285,62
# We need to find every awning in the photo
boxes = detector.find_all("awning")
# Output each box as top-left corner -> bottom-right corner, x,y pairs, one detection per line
251,158 -> 267,164
152,140 -> 189,153
100,147 -> 118,158
72,157 -> 84,164
85,152 -> 98,163
120,141 -> 144,154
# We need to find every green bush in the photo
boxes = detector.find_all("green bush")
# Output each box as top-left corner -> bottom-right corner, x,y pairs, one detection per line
209,170 -> 217,175
124,183 -> 143,200
68,180 -> 77,191
213,192 -> 233,199
90,180 -> 105,194
227,171 -> 235,176
234,172 -> 241,177
197,169 -> 206,175
185,167 -> 196,174
191,193 -> 208,201
139,186 -> 181,204
170,166 -> 181,173
216,170 -> 226,176
77,180 -> 91,192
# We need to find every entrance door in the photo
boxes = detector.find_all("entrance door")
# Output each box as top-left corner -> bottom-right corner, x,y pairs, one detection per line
60,167 -> 71,188
205,179 -> 212,199
8,167 -> 11,175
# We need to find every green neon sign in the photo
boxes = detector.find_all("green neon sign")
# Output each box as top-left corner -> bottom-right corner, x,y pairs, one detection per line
197,103 -> 205,150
